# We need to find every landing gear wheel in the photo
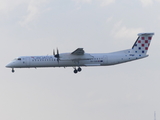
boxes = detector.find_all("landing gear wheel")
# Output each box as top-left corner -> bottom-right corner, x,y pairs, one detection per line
74,69 -> 78,74
77,67 -> 82,72
12,68 -> 15,73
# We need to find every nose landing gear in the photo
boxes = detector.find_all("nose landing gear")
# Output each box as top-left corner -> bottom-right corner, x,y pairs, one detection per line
12,68 -> 15,73
73,67 -> 82,74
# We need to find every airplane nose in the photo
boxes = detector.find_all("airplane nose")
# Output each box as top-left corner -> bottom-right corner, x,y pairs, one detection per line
6,63 -> 11,68
6,62 -> 14,68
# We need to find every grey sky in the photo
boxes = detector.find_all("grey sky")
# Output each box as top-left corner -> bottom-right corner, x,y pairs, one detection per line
1,0 -> 160,120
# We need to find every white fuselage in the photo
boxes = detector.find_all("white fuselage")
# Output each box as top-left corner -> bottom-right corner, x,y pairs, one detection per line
5,33 -> 154,73
6,49 -> 148,69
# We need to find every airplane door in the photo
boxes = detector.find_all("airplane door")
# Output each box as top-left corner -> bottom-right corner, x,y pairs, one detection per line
22,58 -> 26,66
22,57 -> 30,66
103,56 -> 108,65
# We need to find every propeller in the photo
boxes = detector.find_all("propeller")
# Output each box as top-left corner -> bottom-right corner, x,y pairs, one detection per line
53,48 -> 60,63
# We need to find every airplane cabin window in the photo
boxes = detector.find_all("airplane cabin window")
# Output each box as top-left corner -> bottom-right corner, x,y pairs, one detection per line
17,58 -> 21,60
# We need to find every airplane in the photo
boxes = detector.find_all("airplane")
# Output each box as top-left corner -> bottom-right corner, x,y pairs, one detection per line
6,33 -> 154,74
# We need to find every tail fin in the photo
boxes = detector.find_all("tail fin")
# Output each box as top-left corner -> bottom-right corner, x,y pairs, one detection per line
132,33 -> 154,55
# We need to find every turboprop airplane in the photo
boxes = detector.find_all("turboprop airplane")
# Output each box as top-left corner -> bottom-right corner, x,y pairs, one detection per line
6,33 -> 154,74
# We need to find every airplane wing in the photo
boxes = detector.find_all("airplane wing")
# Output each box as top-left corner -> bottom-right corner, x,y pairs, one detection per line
60,48 -> 93,61
71,48 -> 84,55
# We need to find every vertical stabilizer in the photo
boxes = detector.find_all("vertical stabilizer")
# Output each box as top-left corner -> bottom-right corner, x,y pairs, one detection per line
132,33 -> 154,56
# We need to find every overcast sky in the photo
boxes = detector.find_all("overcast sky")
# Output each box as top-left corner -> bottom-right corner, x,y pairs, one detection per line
1,0 -> 160,120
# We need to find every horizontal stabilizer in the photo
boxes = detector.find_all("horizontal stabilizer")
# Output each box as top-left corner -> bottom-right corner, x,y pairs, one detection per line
138,33 -> 154,36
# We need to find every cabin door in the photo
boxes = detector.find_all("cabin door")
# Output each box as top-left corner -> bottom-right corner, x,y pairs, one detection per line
22,57 -> 30,66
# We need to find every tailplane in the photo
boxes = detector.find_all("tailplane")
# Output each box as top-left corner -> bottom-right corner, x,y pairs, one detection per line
131,33 -> 154,55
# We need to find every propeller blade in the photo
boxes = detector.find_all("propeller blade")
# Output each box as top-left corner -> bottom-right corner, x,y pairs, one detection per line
57,48 -> 59,54
57,48 -> 59,57
55,48 -> 59,58
53,49 -> 55,56
53,48 -> 60,64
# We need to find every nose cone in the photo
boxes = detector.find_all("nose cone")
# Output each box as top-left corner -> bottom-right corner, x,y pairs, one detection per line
6,62 -> 14,68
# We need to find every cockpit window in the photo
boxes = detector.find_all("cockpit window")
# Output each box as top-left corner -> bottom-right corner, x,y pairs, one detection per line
14,58 -> 21,61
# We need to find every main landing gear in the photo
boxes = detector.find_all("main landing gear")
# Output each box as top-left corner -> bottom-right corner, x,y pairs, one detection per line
12,68 -> 15,73
73,67 -> 82,74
